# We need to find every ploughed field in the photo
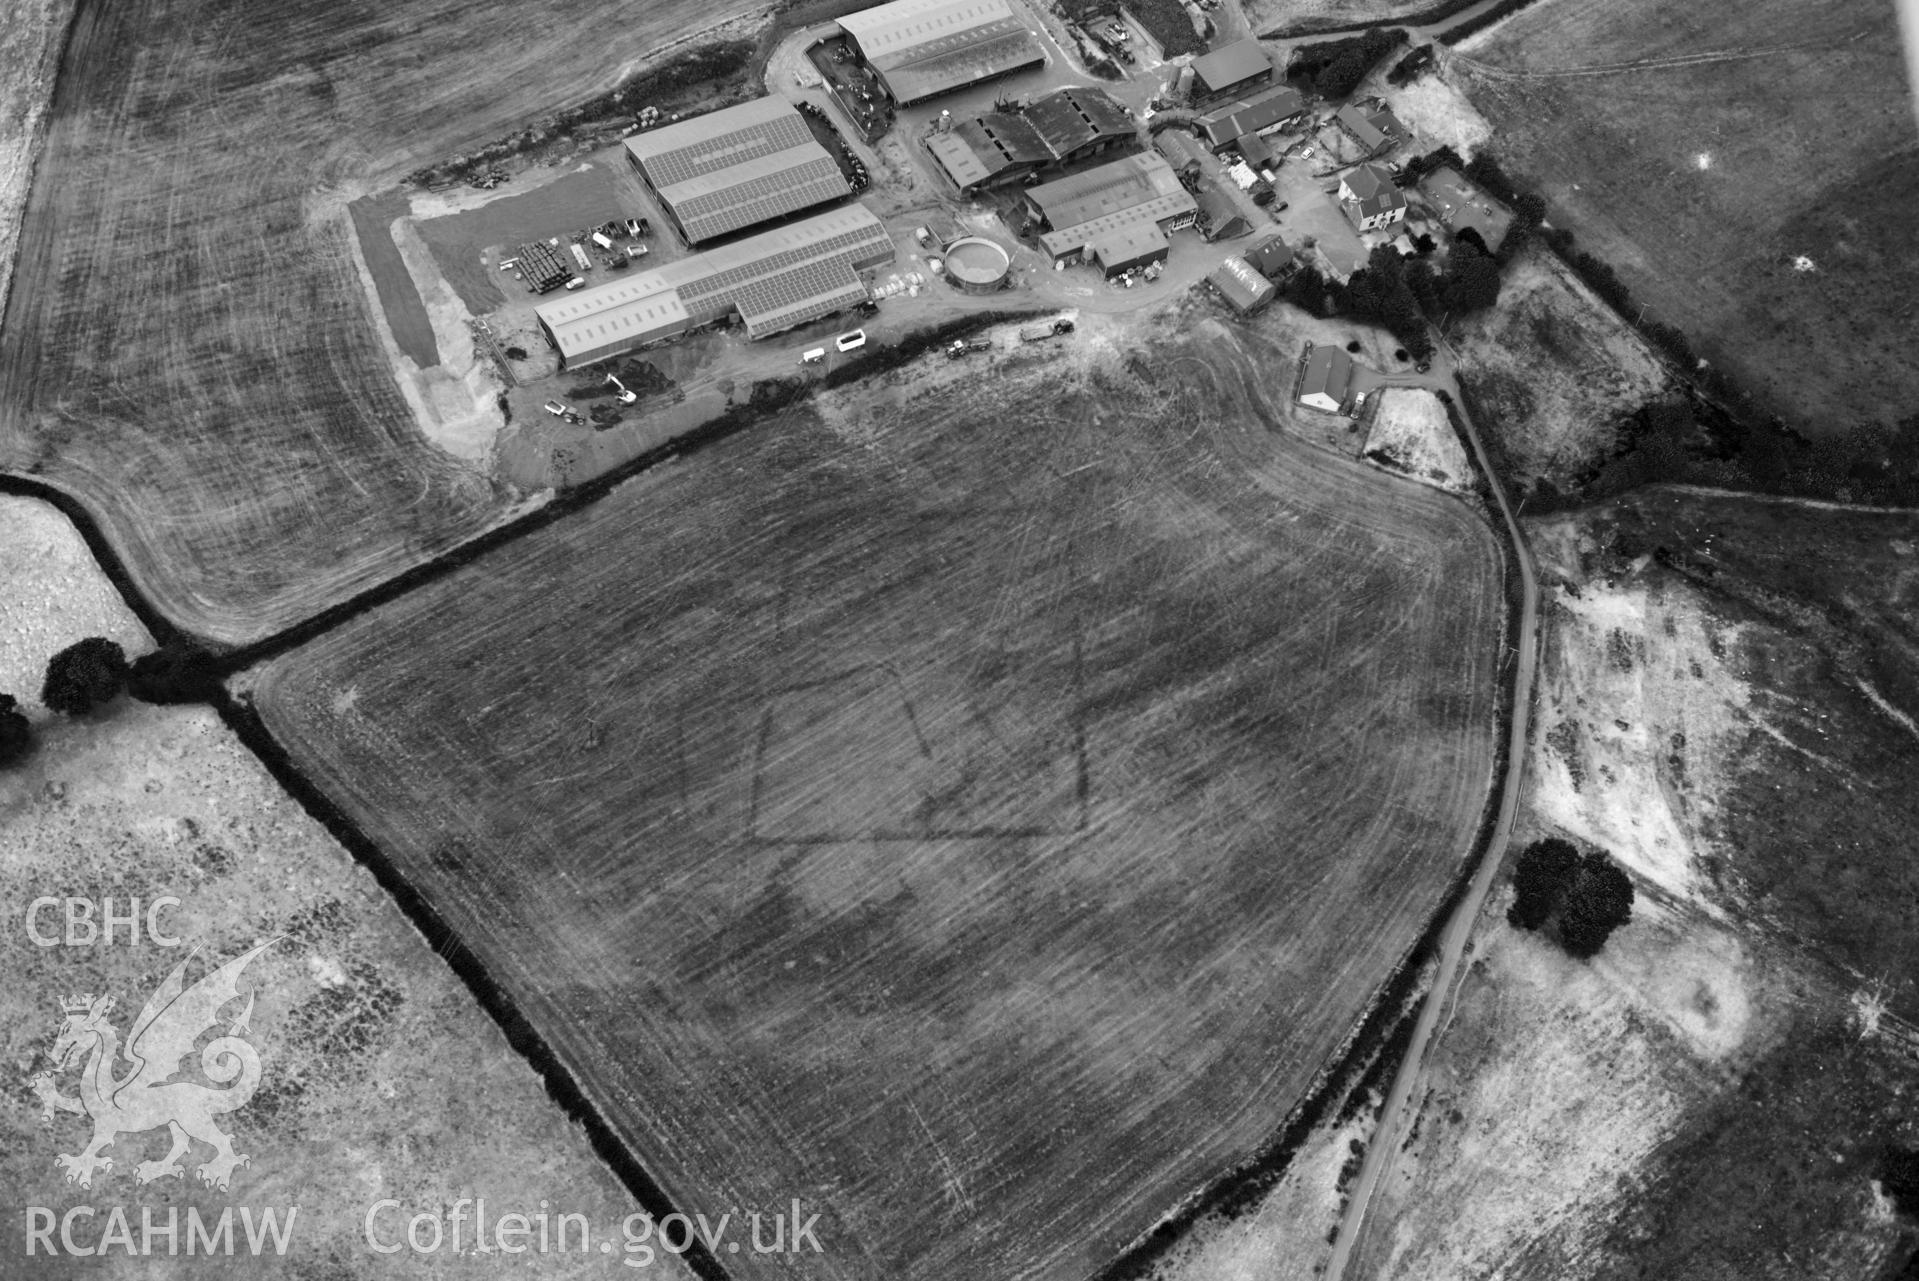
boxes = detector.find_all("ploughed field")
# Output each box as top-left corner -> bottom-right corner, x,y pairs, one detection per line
248,331 -> 1505,1280
1453,0 -> 1918,436
0,0 -> 757,646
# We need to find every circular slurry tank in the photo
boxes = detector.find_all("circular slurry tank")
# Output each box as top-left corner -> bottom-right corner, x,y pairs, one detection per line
944,236 -> 1011,293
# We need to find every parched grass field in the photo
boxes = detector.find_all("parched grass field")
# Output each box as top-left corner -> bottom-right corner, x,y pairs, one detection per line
1451,0 -> 1918,435
248,323 -> 1505,1280
0,496 -> 678,1279
0,0 -> 761,645
1346,492 -> 1919,1280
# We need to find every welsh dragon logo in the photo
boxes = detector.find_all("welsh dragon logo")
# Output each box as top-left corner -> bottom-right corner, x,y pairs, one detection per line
29,940 -> 275,1193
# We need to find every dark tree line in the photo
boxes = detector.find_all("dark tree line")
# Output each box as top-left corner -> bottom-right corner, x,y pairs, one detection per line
12,637 -> 226,737
1508,837 -> 1635,958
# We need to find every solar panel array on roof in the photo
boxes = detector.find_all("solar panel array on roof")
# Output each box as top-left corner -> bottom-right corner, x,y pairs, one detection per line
534,206 -> 895,366
671,153 -> 853,244
623,97 -> 851,244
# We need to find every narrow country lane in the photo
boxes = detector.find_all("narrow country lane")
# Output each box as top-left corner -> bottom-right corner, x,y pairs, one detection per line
1323,363 -> 1542,1281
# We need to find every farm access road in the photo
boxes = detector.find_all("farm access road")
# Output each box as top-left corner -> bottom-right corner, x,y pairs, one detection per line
1324,370 -> 1541,1281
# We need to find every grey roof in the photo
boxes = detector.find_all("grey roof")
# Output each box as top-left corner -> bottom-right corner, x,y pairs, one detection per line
927,112 -> 1051,188
1299,344 -> 1354,403
1191,38 -> 1271,94
1245,234 -> 1293,276
1196,188 -> 1250,240
1153,128 -> 1208,173
1208,255 -> 1275,311
1198,84 -> 1305,147
1024,86 -> 1134,158
840,0 -> 1045,103
1089,220 -> 1169,268
1341,162 -> 1394,201
1027,152 -> 1189,233
624,98 -> 850,243
535,205 -> 895,360
1334,104 -> 1408,152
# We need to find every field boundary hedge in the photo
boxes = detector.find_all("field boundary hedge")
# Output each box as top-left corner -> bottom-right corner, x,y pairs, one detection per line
1436,0 -> 1545,44
1260,0 -> 1477,41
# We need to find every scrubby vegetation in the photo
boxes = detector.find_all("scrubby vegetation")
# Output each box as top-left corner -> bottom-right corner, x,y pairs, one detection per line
41,637 -> 128,716
407,40 -> 758,187
1288,28 -> 1407,99
1407,146 -> 1919,508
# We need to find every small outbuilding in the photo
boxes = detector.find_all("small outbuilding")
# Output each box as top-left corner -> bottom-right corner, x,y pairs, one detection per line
1208,256 -> 1276,314
1333,103 -> 1411,153
1195,187 -> 1251,241
1245,234 -> 1294,278
1297,344 -> 1355,412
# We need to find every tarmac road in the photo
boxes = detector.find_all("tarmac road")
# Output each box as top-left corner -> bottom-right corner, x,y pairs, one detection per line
1322,353 -> 1541,1281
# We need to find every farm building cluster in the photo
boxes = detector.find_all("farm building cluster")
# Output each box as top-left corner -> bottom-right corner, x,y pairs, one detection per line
421,0 -> 1523,398
924,85 -> 1136,194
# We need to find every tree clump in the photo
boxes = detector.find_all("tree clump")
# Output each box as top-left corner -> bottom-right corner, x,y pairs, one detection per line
1507,837 -> 1635,958
0,693 -> 31,767
128,643 -> 224,705
41,638 -> 129,716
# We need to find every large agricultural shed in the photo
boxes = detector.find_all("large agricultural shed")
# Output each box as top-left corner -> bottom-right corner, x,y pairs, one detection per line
1190,37 -> 1272,101
925,85 -> 1135,193
837,0 -> 1047,105
1025,152 -> 1197,265
534,205 -> 894,367
1197,84 -> 1306,151
623,97 -> 852,245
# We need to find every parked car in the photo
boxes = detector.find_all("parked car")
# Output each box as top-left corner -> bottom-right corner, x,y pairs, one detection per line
835,328 -> 867,352
565,276 -> 586,290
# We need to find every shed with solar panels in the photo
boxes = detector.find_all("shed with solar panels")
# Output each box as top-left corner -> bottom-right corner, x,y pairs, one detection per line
624,97 -> 853,246
534,205 -> 896,368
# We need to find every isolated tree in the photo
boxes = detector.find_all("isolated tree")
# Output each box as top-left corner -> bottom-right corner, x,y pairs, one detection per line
1452,225 -> 1490,259
41,638 -> 128,716
128,643 -> 223,705
1559,854 -> 1635,958
1508,837 -> 1580,930
0,694 -> 30,768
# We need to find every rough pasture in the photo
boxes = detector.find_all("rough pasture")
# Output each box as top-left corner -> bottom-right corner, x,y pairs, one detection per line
249,326 -> 1505,1280
0,0 -> 761,645
1451,0 -> 1917,436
